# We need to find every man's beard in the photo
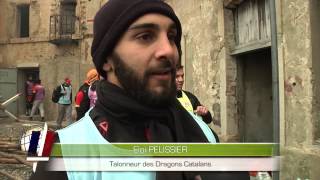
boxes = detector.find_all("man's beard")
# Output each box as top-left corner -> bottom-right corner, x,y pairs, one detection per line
111,53 -> 177,107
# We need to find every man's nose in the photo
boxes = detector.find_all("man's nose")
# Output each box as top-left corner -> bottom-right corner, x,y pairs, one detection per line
154,34 -> 176,60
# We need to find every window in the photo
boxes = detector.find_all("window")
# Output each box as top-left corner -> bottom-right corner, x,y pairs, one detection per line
17,4 -> 29,38
232,0 -> 270,54
60,1 -> 76,35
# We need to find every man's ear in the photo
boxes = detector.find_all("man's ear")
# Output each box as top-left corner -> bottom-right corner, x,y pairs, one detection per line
102,58 -> 120,86
102,61 -> 113,72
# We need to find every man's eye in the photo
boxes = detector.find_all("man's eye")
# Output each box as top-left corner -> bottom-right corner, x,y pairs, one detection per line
168,33 -> 177,43
136,33 -> 154,42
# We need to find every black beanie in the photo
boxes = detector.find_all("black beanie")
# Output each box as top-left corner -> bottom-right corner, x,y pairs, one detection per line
91,0 -> 182,78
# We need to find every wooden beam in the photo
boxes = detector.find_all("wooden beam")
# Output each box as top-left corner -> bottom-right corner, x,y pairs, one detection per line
224,0 -> 245,9
0,151 -> 32,167
0,138 -> 19,142
231,40 -> 271,55
0,158 -> 20,164
0,144 -> 20,149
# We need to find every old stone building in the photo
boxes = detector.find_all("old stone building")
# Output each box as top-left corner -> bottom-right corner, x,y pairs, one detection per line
0,0 -> 319,179
0,0 -> 105,120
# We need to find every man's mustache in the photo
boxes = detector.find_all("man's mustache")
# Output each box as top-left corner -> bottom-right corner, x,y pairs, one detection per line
145,60 -> 175,76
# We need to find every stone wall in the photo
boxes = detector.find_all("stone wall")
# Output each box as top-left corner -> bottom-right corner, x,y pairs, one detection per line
310,0 -> 320,144
279,0 -> 320,179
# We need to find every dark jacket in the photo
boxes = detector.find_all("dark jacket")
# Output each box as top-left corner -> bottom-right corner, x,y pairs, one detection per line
177,90 -> 213,124
75,83 -> 90,120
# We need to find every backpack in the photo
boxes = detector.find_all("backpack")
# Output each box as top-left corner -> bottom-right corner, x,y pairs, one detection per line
51,85 -> 62,103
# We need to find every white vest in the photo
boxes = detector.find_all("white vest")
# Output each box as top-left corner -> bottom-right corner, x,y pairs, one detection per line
58,85 -> 72,105
57,110 -> 216,180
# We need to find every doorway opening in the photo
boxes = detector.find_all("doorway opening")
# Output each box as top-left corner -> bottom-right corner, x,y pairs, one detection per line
17,68 -> 39,116
237,48 -> 273,142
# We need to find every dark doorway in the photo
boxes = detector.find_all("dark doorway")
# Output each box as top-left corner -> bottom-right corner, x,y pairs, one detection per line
17,68 -> 39,116
237,48 -> 273,142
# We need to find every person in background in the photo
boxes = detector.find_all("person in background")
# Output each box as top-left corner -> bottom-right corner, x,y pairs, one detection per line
75,69 -> 100,120
175,65 -> 213,124
88,80 -> 98,108
56,78 -> 72,129
25,75 -> 34,116
30,79 -> 45,121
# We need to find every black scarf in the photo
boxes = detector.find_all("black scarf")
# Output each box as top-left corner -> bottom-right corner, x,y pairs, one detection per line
93,80 -> 209,142
91,80 -> 209,180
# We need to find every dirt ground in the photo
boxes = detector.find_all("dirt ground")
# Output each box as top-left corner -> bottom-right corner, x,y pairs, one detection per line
0,115 -> 68,180
0,164 -> 32,180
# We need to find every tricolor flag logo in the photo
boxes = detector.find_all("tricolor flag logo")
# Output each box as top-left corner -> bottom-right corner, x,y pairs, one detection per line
21,123 -> 55,171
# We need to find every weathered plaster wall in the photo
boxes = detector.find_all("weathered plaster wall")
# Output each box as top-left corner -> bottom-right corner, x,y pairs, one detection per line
310,0 -> 320,143
0,1 -> 7,41
278,0 -> 320,179
166,0 -> 220,96
223,5 -> 241,141
281,0 -> 313,147
281,148 -> 320,180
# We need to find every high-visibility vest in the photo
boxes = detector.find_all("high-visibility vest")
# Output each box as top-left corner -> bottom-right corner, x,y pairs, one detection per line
57,112 -> 155,180
177,91 -> 193,112
177,91 -> 217,143
57,109 -> 216,180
